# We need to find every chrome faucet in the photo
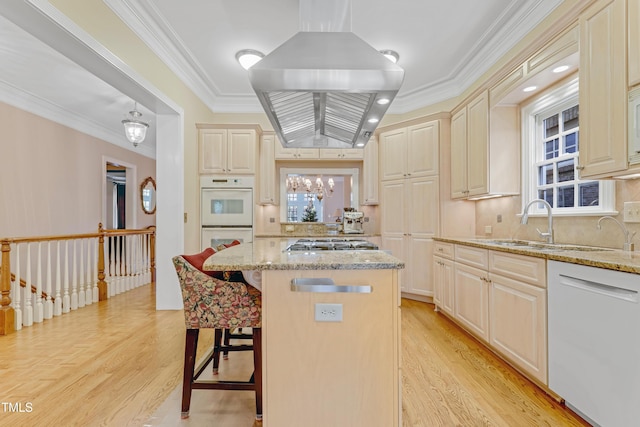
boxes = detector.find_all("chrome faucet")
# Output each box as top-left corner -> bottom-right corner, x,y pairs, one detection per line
597,216 -> 636,251
521,199 -> 554,244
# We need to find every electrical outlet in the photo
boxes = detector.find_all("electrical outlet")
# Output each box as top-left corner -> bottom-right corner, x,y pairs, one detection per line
624,201 -> 640,223
496,214 -> 502,223
315,303 -> 343,322
184,212 -> 188,223
269,217 -> 275,223
484,225 -> 492,234
285,225 -> 294,232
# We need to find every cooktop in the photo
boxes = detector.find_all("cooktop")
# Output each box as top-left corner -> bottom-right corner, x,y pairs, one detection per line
285,238 -> 378,251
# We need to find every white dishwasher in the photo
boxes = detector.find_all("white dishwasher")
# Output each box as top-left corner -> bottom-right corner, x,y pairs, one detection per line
548,260 -> 640,427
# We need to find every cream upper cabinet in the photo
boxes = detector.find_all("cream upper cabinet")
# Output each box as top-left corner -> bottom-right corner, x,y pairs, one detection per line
198,126 -> 256,174
578,0 -> 627,178
450,91 -> 519,199
361,135 -> 379,205
274,143 -> 320,160
629,0 -> 640,87
380,121 -> 439,181
381,176 -> 439,297
259,133 -> 277,205
319,148 -> 364,160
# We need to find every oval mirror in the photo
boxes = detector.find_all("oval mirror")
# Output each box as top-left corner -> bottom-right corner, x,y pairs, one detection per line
140,177 -> 156,214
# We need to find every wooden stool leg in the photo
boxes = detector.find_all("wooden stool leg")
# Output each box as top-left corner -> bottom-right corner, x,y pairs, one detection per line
212,328 -> 223,374
223,328 -> 231,360
252,328 -> 263,421
181,329 -> 199,419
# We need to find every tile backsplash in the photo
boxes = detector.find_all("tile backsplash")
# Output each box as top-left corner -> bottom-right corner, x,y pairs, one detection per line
475,179 -> 640,250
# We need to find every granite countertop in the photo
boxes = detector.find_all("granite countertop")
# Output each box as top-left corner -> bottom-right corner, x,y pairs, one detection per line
435,237 -> 640,275
202,238 -> 404,271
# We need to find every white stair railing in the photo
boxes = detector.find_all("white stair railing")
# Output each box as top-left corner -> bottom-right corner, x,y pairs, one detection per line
0,224 -> 155,335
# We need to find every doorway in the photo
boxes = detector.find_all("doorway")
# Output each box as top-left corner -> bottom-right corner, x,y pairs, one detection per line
103,157 -> 137,230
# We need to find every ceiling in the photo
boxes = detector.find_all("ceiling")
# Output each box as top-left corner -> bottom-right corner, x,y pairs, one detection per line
0,0 -> 564,157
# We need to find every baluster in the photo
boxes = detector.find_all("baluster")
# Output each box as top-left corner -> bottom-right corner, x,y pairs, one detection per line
142,234 -> 149,284
92,237 -> 99,302
116,235 -> 122,294
126,235 -> 132,291
43,241 -> 53,319
71,239 -> 78,310
13,244 -> 22,330
134,235 -> 141,287
34,242 -> 43,323
78,239 -> 85,308
54,241 -> 62,316
23,243 -> 33,327
85,238 -> 93,305
62,240 -> 70,313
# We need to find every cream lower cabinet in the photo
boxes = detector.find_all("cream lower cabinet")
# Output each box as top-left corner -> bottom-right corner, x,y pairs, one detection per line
433,242 -> 454,317
262,269 -> 400,427
454,260 -> 490,343
448,244 -> 548,385
381,177 -> 439,298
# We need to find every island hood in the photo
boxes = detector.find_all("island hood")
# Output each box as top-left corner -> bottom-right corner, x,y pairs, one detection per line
248,0 -> 404,149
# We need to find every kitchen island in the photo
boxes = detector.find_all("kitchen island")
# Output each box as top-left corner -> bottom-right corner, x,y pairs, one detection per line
203,238 -> 404,427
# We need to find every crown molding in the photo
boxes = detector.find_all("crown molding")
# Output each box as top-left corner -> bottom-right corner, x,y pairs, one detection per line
109,0 -> 563,115
0,79 -> 156,159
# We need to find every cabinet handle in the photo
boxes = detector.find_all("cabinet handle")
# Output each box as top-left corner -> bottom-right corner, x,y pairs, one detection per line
576,165 -> 584,170
438,248 -> 444,252
291,278 -> 372,293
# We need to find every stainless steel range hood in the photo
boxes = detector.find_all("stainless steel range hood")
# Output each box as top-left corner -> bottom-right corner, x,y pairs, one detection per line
248,1 -> 404,149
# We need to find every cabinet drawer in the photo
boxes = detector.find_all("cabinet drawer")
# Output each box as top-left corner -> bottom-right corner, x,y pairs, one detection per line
454,245 -> 488,269
489,250 -> 546,288
434,242 -> 454,259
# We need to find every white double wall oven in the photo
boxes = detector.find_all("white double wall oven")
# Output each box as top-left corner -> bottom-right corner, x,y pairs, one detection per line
200,176 -> 254,251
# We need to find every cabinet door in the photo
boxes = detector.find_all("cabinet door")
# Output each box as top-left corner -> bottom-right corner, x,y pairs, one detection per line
407,177 -> 439,237
227,129 -> 256,174
579,0 -> 627,177
295,148 -> 321,159
466,90 -> 489,197
405,237 -> 433,296
199,128 -> 226,174
381,180 -> 406,291
489,274 -> 547,385
259,134 -> 276,204
440,258 -> 455,316
454,262 -> 489,342
319,148 -> 364,160
630,0 -> 640,87
380,128 -> 407,181
433,257 -> 443,307
407,121 -> 439,177
362,135 -> 379,205
450,108 -> 468,199
274,142 -> 297,159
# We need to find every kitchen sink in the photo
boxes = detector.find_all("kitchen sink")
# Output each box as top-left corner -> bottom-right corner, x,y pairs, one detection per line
474,239 -> 613,252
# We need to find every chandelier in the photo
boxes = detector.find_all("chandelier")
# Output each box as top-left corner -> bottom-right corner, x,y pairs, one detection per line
286,176 -> 335,201
122,102 -> 149,147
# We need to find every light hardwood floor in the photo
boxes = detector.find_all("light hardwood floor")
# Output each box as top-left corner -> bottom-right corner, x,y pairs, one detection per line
0,286 -> 589,426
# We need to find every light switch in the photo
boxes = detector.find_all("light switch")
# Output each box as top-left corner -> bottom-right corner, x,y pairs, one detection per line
623,201 -> 640,223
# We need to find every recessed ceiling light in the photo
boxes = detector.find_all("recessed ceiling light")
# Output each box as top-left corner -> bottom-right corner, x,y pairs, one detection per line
523,86 -> 537,92
379,50 -> 400,64
376,98 -> 390,105
553,65 -> 570,73
235,49 -> 264,70
368,117 -> 379,123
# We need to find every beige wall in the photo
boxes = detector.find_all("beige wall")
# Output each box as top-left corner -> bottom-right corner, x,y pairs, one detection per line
0,101 -> 155,237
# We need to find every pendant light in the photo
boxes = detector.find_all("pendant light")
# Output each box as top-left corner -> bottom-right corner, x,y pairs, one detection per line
122,102 -> 149,147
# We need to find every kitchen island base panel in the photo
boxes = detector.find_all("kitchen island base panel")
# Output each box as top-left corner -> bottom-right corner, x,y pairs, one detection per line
262,269 -> 400,427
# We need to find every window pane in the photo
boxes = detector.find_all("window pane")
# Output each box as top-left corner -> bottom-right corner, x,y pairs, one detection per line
562,105 -> 579,130
538,164 -> 554,185
557,185 -> 575,208
544,114 -> 559,137
565,132 -> 578,153
538,189 -> 554,207
579,182 -> 600,207
545,138 -> 559,159
557,159 -> 574,182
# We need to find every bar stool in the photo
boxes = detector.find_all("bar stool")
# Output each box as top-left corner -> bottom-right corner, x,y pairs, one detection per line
172,255 -> 262,420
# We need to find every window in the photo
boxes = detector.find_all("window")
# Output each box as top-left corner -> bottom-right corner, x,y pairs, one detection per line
522,78 -> 614,216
